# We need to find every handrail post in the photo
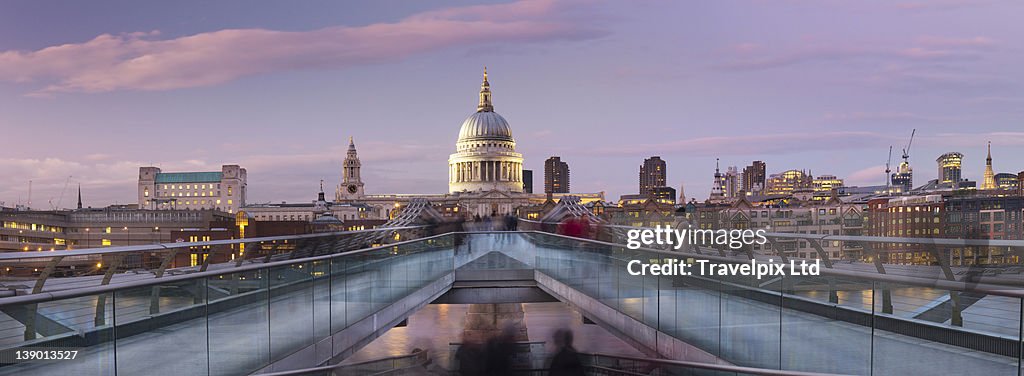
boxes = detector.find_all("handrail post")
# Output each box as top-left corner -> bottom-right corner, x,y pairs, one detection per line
928,244 -> 963,327
861,242 -> 893,314
149,247 -> 181,315
94,253 -> 126,327
807,239 -> 838,304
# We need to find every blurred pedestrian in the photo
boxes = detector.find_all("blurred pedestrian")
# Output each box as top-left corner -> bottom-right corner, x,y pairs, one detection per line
455,334 -> 486,376
548,329 -> 584,376
484,324 -> 517,376
504,213 -> 517,231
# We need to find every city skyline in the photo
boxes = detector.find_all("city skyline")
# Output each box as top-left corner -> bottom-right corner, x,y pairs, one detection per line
2,0 -> 1024,207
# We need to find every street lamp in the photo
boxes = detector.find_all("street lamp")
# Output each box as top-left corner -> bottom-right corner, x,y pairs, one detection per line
85,228 -> 90,248
123,226 -> 130,246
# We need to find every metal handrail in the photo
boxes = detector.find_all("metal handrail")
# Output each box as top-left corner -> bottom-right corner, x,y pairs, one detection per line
6,227 -> 1024,305
565,220 -> 1024,248
0,231 -> 451,307
516,224 -> 1024,299
0,226 -> 426,261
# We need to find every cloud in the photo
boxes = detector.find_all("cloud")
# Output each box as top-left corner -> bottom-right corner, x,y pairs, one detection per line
714,36 -> 995,71
822,111 -> 960,124
0,139 -> 452,209
965,96 -> 1024,104
923,132 -> 1024,148
584,131 -> 894,157
846,164 -> 890,186
0,0 -> 606,96
916,36 -> 996,49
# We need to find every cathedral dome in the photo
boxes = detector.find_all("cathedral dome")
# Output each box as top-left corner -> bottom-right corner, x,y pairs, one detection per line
448,68 -> 524,194
457,111 -> 513,143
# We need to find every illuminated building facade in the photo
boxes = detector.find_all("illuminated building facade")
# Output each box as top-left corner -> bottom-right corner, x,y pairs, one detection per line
937,152 -> 963,185
138,165 -> 247,213
544,157 -> 570,194
639,156 -> 667,195
742,161 -> 766,194
765,169 -> 813,195
892,160 -> 913,193
0,208 -> 230,254
995,173 -> 1019,191
812,175 -> 845,193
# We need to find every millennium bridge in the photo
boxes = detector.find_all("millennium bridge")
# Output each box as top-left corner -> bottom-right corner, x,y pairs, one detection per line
1,203 -> 1023,375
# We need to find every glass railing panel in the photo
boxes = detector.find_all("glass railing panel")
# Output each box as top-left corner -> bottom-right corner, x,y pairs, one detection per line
330,257 -> 348,333
269,262 -> 314,363
658,272 -> 722,358
718,262 -> 781,370
871,280 -> 1019,375
207,268 -> 270,376
615,248 -> 647,325
114,278 -> 208,375
0,291 -> 115,376
311,259 -> 331,340
342,253 -> 375,326
780,274 -> 870,375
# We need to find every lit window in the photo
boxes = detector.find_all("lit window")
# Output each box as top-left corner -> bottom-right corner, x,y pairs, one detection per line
101,239 -> 111,246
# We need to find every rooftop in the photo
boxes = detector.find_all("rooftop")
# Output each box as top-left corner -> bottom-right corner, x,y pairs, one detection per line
154,172 -> 223,183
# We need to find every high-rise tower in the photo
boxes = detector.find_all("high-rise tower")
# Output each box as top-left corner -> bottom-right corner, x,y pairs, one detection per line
937,152 -> 963,187
639,156 -> 667,195
544,157 -> 570,193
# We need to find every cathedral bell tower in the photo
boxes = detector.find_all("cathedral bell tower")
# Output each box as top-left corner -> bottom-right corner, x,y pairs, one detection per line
337,136 -> 365,201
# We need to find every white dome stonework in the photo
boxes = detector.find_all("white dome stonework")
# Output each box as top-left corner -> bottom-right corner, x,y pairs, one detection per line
458,112 -> 513,143
448,69 -> 524,194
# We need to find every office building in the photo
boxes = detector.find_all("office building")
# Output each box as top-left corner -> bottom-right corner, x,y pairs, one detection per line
813,175 -> 845,193
765,169 -> 813,195
639,156 -> 667,195
742,161 -> 766,194
544,156 -> 570,194
937,152 -> 963,185
138,165 -> 247,213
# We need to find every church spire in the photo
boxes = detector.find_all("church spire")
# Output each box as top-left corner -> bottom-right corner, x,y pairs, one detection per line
77,184 -> 82,210
987,141 -> 992,164
982,141 -> 996,190
477,66 -> 493,112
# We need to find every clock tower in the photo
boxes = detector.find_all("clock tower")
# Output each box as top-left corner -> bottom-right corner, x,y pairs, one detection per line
336,136 -> 365,201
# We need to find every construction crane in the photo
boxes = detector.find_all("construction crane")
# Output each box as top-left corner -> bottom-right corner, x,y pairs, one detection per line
901,128 -> 916,165
52,176 -> 73,210
885,146 -> 893,188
